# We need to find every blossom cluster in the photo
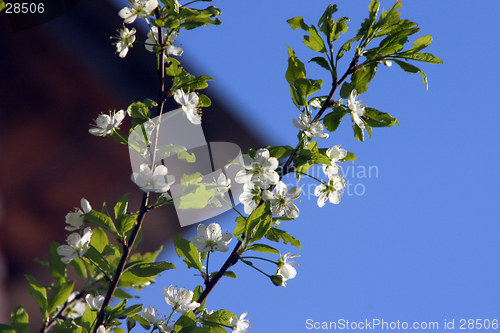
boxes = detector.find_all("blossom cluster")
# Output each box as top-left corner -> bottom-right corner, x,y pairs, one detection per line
57,198 -> 93,264
315,145 -> 347,207
235,148 -> 302,218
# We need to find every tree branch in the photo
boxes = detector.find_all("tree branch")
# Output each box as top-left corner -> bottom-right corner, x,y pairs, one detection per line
93,192 -> 150,332
195,53 -> 360,308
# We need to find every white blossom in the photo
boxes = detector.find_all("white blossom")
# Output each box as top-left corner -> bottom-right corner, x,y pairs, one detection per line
89,110 -> 125,137
142,306 -> 173,332
113,27 -> 136,58
239,182 -> 261,214
293,112 -> 329,139
132,164 -> 175,193
118,0 -> 158,24
190,223 -> 232,253
57,227 -> 93,264
208,173 -> 231,208
347,89 -> 366,131
322,145 -> 347,178
85,294 -> 105,311
65,198 -> 92,231
57,292 -> 86,319
314,175 -> 345,207
234,148 -> 279,190
96,326 -> 112,333
163,285 -> 200,314
276,253 -> 300,286
173,89 -> 201,125
145,27 -> 183,60
229,312 -> 250,333
262,181 -> 301,218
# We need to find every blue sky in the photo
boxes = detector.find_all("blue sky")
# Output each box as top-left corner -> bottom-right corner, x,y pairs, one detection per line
120,0 -> 500,331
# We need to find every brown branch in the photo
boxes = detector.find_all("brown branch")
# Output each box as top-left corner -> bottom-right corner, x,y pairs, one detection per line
93,192 -> 150,332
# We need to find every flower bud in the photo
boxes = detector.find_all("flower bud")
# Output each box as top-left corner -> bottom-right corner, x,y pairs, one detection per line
127,317 -> 136,331
270,274 -> 284,287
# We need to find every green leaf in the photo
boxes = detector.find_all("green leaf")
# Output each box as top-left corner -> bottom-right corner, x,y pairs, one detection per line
118,247 -> 164,289
223,271 -> 237,278
84,245 -> 113,277
174,312 -> 197,332
234,216 -> 246,237
115,213 -> 138,236
336,35 -> 360,62
177,75 -> 214,91
133,314 -> 151,330
201,324 -> 227,333
323,105 -> 349,132
403,34 -> 432,53
246,243 -> 280,255
113,288 -> 138,300
127,101 -> 151,120
69,258 -> 87,279
25,275 -> 48,319
198,94 -> 211,107
293,141 -> 331,179
375,19 -> 417,38
192,285 -> 206,314
76,305 -> 97,332
357,0 -> 380,38
331,17 -> 350,42
245,202 -> 272,243
178,150 -> 196,163
373,28 -> 419,55
285,46 -> 306,86
340,62 -> 378,98
203,309 -> 236,327
352,123 -> 372,141
287,16 -> 309,31
294,78 -> 323,98
49,242 -> 67,283
112,304 -> 143,319
176,173 -> 214,210
290,86 -> 306,108
318,4 -> 338,38
392,59 -> 429,89
0,324 -> 16,333
375,0 -> 402,32
10,305 -> 29,333
174,234 -> 203,271
303,25 -> 327,54
166,57 -> 183,77
309,56 -> 332,72
128,261 -> 176,277
84,210 -> 118,236
114,194 -> 129,220
364,107 -> 399,127
340,152 -> 357,162
90,227 -> 109,253
47,280 -> 75,314
267,145 -> 294,160
396,52 -> 443,64
265,227 -> 301,249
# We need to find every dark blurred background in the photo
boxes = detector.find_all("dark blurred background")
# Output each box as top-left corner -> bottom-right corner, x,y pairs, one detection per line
0,1 -> 261,328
